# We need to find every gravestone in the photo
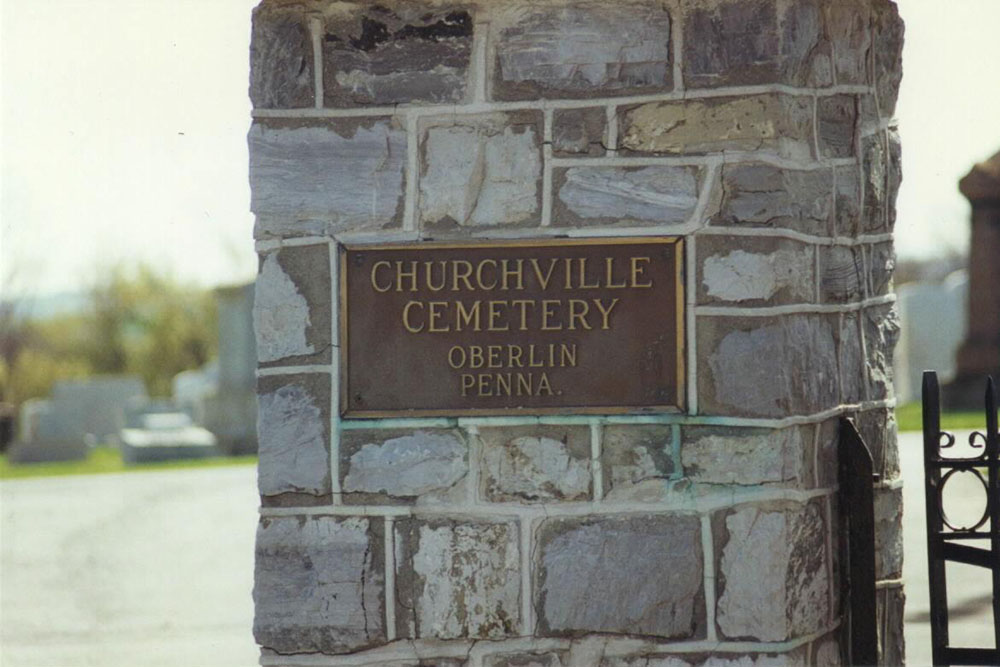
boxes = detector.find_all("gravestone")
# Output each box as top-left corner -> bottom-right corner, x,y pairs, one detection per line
947,150 -> 1000,407
205,283 -> 259,454
8,376 -> 147,462
894,271 -> 968,402
249,1 -> 905,664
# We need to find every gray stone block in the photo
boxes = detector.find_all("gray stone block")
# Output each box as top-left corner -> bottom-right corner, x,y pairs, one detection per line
697,235 -> 815,306
253,515 -> 384,654
811,632 -> 843,666
868,242 -> 895,297
886,129 -> 902,231
322,6 -> 472,107
827,2 -> 871,85
834,165 -> 861,236
419,112 -> 542,229
857,93 -> 881,137
553,166 -> 700,228
714,163 -> 833,236
256,373 -> 330,498
620,95 -> 814,161
862,304 -> 899,401
716,501 -> 829,641
249,119 -> 405,238
602,649 -> 809,666
254,245 -> 331,366
814,420 -> 840,491
874,486 -> 903,579
820,246 -> 863,303
817,95 -> 857,159
872,2 -> 904,118
681,426 -> 807,487
602,425 -> 675,500
249,4 -> 314,109
698,315 -> 839,418
535,514 -> 704,639
340,429 -> 467,505
837,312 -> 866,406
682,0 -> 831,88
395,518 -> 520,639
339,660 -> 465,667
484,652 -> 567,667
861,131 -> 901,234
479,426 -> 591,503
492,4 -> 672,100
851,408 -> 899,481
877,585 -> 906,666
552,107 -> 606,157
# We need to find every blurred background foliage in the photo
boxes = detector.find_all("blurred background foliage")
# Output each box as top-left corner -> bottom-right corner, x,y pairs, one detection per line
0,264 -> 218,408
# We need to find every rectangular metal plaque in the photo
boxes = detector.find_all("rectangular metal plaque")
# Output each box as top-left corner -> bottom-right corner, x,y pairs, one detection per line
340,237 -> 684,417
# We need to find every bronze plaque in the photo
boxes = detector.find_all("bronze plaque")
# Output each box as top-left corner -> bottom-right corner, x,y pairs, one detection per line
340,237 -> 684,417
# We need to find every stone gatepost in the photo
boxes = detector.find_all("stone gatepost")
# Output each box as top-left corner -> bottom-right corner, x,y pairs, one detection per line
248,1 -> 905,665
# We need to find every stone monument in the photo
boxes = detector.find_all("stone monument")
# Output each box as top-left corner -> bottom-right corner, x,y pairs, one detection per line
248,1 -> 905,664
947,150 -> 1000,407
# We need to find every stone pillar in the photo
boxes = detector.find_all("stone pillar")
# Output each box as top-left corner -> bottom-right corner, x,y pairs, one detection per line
947,151 -> 1000,407
248,1 -> 905,665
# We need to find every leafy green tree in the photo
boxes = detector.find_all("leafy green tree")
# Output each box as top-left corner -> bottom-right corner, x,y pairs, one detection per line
85,265 -> 218,396
0,264 -> 219,407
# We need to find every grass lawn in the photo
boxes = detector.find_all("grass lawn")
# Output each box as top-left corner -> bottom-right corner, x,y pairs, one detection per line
895,402 -> 988,433
0,446 -> 256,480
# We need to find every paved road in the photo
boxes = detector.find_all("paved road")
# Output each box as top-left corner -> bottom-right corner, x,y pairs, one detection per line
1,466 -> 259,667
1,435 -> 994,666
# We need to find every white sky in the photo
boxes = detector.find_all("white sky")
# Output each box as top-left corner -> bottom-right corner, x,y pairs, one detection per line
2,0 -> 999,298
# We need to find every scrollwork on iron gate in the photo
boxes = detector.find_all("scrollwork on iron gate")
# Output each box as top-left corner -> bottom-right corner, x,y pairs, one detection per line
921,371 -> 999,667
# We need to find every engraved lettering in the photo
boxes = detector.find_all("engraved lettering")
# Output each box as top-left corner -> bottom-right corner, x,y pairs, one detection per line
425,261 -> 446,292
371,260 -> 392,292
487,300 -> 510,331
510,299 -> 534,331
500,259 -> 524,290
593,298 -> 619,329
529,258 -> 558,290
487,345 -> 502,369
630,257 -> 653,288
507,344 -> 524,368
448,346 -> 466,369
402,301 -> 424,332
560,343 -> 577,367
497,373 -> 511,396
577,257 -> 601,289
396,260 -> 418,292
605,257 -> 627,289
427,301 -> 449,332
469,345 -> 484,369
540,299 -> 562,331
452,260 -> 474,291
475,259 -> 498,291
455,300 -> 481,332
567,299 -> 591,331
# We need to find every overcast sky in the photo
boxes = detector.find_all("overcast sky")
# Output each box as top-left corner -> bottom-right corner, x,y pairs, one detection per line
2,0 -> 999,298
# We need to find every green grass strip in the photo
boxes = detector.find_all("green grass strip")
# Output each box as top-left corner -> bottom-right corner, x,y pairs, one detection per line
895,402 -> 988,433
0,446 -> 256,480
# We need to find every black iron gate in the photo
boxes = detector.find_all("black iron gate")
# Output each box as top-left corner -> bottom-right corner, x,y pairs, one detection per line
922,371 -> 1000,666
840,417 -> 879,666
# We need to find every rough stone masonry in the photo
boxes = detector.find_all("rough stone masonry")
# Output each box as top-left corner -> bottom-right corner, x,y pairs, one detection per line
249,1 -> 905,665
